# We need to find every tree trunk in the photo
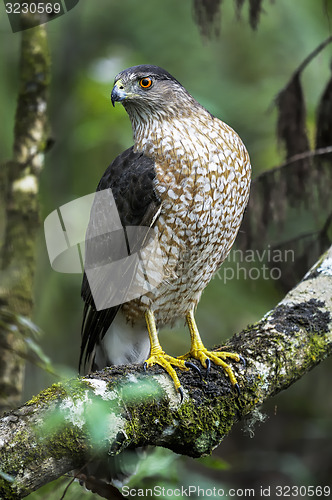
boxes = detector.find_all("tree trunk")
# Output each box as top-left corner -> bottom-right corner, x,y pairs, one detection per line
0,12 -> 50,414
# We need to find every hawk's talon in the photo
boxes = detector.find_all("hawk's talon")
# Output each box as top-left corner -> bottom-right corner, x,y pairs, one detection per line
143,351 -> 190,398
144,310 -> 243,399
144,311 -> 190,399
239,355 -> 246,367
234,383 -> 241,396
205,358 -> 211,378
143,362 -> 148,372
184,361 -> 202,379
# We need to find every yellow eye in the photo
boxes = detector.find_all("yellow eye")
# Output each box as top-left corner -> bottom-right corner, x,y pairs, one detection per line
139,77 -> 153,89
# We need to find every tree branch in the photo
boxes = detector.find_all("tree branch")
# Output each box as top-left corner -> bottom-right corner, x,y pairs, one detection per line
255,145 -> 332,181
273,35 -> 332,103
0,246 -> 331,498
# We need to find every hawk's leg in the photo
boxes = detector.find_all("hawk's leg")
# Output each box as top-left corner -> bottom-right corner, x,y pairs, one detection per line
178,310 -> 243,393
143,310 -> 200,399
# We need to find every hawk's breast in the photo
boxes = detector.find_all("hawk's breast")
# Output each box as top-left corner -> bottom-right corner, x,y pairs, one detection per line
123,111 -> 251,325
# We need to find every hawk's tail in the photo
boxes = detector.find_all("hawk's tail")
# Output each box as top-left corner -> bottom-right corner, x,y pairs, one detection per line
78,312 -> 150,493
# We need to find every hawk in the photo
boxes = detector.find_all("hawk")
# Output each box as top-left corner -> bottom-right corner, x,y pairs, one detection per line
80,64 -> 251,400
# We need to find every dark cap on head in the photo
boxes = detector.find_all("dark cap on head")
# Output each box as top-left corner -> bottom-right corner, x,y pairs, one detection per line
114,65 -> 181,85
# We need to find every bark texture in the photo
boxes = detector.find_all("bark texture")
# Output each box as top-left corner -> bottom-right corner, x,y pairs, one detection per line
0,246 -> 331,499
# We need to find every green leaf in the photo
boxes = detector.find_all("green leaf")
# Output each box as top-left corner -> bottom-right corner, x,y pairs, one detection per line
17,315 -> 42,337
25,337 -> 51,366
120,377 -> 163,403
0,469 -> 15,482
85,398 -> 118,448
196,455 -> 230,470
129,448 -> 180,486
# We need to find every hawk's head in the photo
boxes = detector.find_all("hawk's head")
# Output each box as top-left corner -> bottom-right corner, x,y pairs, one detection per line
111,65 -> 195,118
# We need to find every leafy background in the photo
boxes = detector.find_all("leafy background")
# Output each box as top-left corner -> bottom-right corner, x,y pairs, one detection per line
0,0 -> 332,498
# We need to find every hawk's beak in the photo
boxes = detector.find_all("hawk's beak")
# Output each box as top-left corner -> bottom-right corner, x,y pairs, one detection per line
111,81 -> 127,107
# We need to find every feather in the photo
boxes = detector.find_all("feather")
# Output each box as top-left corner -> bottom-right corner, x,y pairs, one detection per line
80,147 -> 161,370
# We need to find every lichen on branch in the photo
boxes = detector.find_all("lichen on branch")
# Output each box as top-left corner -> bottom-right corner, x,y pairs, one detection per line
0,246 -> 331,499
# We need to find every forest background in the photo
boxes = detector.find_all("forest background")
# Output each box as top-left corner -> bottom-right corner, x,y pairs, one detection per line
0,0 -> 331,498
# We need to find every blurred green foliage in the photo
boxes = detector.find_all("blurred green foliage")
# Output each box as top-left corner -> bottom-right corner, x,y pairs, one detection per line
1,0 -> 332,498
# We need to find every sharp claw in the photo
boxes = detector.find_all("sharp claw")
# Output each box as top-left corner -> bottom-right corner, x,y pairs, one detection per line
205,358 -> 211,378
185,361 -> 202,379
178,386 -> 184,403
234,383 -> 241,396
143,362 -> 147,372
238,355 -> 246,367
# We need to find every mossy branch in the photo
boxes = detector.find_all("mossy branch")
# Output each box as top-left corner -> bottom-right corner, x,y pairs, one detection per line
0,246 -> 331,498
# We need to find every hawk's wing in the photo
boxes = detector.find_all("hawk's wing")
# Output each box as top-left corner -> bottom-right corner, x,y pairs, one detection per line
79,146 -> 161,369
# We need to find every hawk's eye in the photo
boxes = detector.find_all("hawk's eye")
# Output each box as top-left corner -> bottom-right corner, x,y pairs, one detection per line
139,77 -> 153,89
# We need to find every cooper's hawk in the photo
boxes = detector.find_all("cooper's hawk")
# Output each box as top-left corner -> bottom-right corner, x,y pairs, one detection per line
80,64 -> 251,401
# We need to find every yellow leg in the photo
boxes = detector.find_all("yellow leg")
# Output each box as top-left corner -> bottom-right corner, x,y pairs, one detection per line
178,310 -> 243,391
144,310 -> 190,396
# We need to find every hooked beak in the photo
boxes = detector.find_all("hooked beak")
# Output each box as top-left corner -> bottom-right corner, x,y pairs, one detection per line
111,81 -> 127,107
